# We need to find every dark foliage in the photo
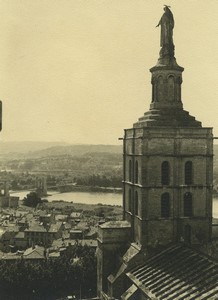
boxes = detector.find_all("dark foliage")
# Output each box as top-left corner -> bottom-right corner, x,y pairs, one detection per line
23,192 -> 42,207
0,244 -> 97,300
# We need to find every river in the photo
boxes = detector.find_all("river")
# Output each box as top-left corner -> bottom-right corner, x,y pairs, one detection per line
11,190 -> 122,207
11,190 -> 218,218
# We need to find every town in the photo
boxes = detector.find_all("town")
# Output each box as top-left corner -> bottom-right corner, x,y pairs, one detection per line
0,177 -> 122,299
0,180 -> 122,255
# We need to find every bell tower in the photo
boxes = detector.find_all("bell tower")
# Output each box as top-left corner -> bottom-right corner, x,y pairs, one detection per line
97,7 -> 214,298
123,6 -> 213,249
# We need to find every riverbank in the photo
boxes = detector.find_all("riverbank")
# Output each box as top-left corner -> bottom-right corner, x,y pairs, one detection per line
57,185 -> 122,194
11,185 -> 122,194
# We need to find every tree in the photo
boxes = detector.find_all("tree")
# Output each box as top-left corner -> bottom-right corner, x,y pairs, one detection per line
23,192 -> 42,207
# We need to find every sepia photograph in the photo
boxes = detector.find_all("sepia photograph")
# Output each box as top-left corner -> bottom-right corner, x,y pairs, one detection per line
0,1 -> 217,299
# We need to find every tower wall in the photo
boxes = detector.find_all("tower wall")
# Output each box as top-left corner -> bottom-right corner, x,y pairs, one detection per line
123,127 -> 213,248
97,221 -> 131,297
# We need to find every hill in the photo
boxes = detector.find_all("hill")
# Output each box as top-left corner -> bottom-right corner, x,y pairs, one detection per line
25,144 -> 122,158
0,141 -> 68,156
0,142 -> 122,159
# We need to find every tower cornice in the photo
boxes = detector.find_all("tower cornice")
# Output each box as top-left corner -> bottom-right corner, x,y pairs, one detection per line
150,63 -> 184,73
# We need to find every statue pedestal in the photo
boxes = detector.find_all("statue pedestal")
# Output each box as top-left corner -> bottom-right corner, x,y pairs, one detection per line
154,56 -> 182,68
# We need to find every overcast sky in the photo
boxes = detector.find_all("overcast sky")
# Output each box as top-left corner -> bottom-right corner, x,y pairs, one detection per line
0,0 -> 217,144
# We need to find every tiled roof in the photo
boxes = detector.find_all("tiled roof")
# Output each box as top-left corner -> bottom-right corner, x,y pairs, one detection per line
25,213 -> 34,221
6,225 -> 19,232
49,251 -> 60,258
14,231 -> 25,239
80,239 -> 97,247
121,284 -> 138,299
70,212 -> 81,218
75,221 -> 88,230
48,222 -> 62,233
18,218 -> 26,224
51,238 -> 97,249
127,244 -> 218,300
25,225 -> 47,232
100,220 -> 131,229
14,211 -> 28,217
23,246 -> 45,259
55,214 -> 68,220
0,227 -> 5,238
64,222 -> 72,230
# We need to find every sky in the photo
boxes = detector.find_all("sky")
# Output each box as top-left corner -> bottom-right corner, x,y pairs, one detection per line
0,0 -> 217,144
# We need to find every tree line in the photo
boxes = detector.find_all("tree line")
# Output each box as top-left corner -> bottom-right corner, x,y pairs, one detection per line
75,174 -> 122,188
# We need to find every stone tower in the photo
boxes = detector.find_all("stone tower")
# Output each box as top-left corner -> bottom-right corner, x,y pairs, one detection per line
36,177 -> 47,197
123,6 -> 213,249
97,7 -> 213,298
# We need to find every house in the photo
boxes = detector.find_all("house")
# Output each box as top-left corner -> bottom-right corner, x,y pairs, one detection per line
0,225 -> 19,251
70,211 -> 82,220
39,213 -> 53,224
48,222 -> 63,243
84,226 -> 97,240
25,224 -> 48,246
12,231 -> 27,249
17,218 -> 28,230
55,214 -> 68,222
70,230 -> 83,240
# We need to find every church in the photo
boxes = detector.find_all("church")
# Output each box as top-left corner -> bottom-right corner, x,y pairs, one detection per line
97,6 -> 218,300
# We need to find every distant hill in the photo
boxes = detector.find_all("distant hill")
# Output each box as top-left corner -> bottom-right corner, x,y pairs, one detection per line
0,142 -> 122,159
29,144 -> 122,158
0,141 -> 69,155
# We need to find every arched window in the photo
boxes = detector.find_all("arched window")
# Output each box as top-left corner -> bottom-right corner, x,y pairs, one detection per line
161,193 -> 170,218
161,161 -> 170,185
184,192 -> 193,217
185,161 -> 193,185
168,75 -> 175,101
129,160 -> 132,182
135,161 -> 138,184
176,76 -> 182,102
151,78 -> 155,102
135,191 -> 138,216
128,189 -> 132,213
157,76 -> 164,102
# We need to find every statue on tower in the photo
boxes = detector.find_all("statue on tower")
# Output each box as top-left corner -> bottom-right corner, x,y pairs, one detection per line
156,5 -> 175,59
